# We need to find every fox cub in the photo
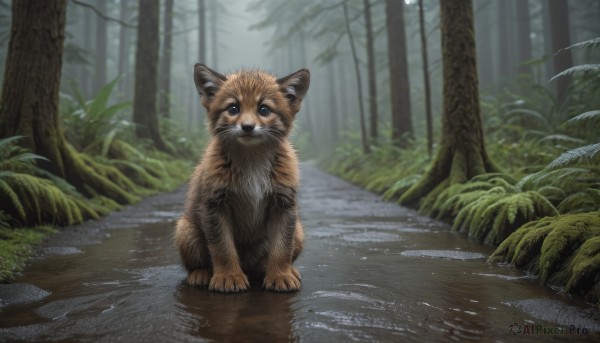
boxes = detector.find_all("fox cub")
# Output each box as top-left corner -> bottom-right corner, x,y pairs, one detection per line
175,64 -> 310,293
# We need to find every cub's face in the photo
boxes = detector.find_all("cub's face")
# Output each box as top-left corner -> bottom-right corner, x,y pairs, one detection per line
193,65 -> 310,147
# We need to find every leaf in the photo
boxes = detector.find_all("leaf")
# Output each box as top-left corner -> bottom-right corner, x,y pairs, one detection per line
545,143 -> 600,169
88,76 -> 122,118
557,37 -> 600,52
564,110 -> 600,127
549,64 -> 600,82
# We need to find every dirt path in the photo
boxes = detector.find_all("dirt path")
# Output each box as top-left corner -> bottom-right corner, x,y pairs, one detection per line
0,163 -> 598,342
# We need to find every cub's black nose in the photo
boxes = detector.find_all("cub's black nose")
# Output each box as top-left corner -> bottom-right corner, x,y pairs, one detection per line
241,124 -> 255,133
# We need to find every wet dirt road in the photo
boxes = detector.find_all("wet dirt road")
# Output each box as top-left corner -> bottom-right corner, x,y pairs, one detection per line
1,163 -> 599,342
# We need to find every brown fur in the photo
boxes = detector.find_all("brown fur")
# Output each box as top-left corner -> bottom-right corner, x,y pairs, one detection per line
175,64 -> 310,293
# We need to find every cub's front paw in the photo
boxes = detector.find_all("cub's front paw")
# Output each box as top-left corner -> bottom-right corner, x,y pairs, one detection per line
263,271 -> 301,292
187,269 -> 211,287
209,272 -> 249,293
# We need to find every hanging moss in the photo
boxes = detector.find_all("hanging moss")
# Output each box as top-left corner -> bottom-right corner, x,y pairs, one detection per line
490,212 -> 600,306
0,172 -> 99,227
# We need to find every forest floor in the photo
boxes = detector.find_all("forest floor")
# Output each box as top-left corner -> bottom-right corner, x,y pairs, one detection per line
0,163 -> 598,341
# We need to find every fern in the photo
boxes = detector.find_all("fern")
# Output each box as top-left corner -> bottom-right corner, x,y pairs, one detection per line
559,37 -> 600,51
490,212 -> 600,305
564,110 -> 600,127
0,136 -> 100,227
545,143 -> 600,169
549,64 -> 600,81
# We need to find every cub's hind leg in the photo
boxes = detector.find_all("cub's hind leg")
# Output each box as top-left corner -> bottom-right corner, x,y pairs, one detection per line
175,216 -> 211,287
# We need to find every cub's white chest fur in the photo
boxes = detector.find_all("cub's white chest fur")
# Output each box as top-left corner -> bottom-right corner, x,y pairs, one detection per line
230,149 -> 273,227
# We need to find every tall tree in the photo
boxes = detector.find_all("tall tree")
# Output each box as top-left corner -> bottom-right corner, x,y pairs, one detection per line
94,0 -> 107,94
118,0 -> 131,100
0,0 -> 132,203
159,0 -> 174,118
198,0 -> 206,62
343,2 -> 369,154
327,61 -> 339,146
475,0 -> 494,90
548,0 -> 573,103
516,0 -> 532,75
400,0 -> 495,207
363,0 -> 378,140
385,0 -> 413,146
133,0 -> 168,151
82,4 -> 93,98
418,0 -> 433,157
497,0 -> 512,84
210,0 -> 218,69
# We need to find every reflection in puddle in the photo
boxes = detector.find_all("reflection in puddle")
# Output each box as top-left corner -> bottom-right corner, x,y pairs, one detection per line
400,249 -> 486,260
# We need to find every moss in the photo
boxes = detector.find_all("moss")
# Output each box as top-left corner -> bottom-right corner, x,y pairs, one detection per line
0,226 -> 55,282
489,212 -> 600,305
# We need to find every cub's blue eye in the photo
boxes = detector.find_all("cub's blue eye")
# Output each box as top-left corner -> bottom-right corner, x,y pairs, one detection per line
227,104 -> 240,115
258,105 -> 271,116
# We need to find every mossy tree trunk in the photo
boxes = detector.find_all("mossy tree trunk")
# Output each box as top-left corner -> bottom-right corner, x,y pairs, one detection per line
159,0 -> 174,118
399,0 -> 495,207
363,0 -> 378,141
385,0 -> 413,147
132,0 -> 169,151
0,0 -> 134,205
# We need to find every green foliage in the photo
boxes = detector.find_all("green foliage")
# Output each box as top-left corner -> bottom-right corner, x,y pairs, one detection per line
0,136 -> 99,227
62,76 -> 132,155
322,135 -> 431,195
489,212 -> 600,305
0,226 -> 56,281
427,173 -> 558,245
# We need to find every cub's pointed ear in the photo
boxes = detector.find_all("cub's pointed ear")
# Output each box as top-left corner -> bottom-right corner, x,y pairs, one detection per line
193,64 -> 227,102
277,69 -> 310,108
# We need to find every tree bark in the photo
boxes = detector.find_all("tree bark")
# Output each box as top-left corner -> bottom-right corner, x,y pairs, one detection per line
343,2 -> 369,154
516,0 -> 532,75
327,61 -> 339,146
133,0 -> 168,151
418,0 -> 433,157
363,0 -> 378,141
94,0 -> 107,95
474,0 -> 494,90
400,0 -> 495,207
497,0 -> 512,85
82,4 -> 93,98
548,0 -> 573,103
159,0 -> 174,118
385,0 -> 413,146
118,0 -> 130,100
0,0 -> 134,204
198,0 -> 206,62
210,0 -> 218,69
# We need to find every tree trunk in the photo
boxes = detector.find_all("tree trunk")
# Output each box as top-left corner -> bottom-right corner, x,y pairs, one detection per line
343,2 -> 369,154
327,61 -> 339,146
548,0 -> 573,103
159,0 -> 174,118
516,0 -> 532,75
0,0 -> 134,204
198,0 -> 206,62
210,0 -> 218,69
363,0 -> 378,141
497,0 -> 511,85
94,0 -> 107,95
385,0 -> 413,146
133,0 -> 168,151
474,0 -> 494,90
118,0 -> 130,100
399,0 -> 496,207
418,0 -> 433,157
82,5 -> 93,98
